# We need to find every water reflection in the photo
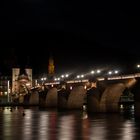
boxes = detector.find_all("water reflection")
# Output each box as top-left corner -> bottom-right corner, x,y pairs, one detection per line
38,112 -> 49,140
0,107 -> 140,140
122,120 -> 135,140
81,111 -> 90,140
3,108 -> 12,139
90,117 -> 106,140
22,109 -> 33,140
58,115 -> 75,140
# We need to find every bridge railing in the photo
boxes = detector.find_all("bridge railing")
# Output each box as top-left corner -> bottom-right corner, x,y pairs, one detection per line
32,73 -> 140,88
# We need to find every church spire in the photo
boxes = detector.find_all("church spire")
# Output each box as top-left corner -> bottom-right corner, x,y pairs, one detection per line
48,55 -> 55,78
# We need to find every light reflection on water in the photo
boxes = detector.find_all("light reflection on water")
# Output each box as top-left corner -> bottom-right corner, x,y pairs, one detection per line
0,107 -> 140,140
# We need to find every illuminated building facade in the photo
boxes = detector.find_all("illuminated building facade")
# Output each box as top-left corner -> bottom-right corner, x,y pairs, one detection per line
0,76 -> 11,103
12,68 -> 32,95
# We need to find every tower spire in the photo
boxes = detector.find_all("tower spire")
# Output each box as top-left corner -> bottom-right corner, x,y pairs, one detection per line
48,54 -> 55,79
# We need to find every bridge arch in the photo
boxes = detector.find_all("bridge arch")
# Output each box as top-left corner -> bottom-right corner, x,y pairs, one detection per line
86,78 -> 136,113
100,83 -> 126,112
67,86 -> 86,109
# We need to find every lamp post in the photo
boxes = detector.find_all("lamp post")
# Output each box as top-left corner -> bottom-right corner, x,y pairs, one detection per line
7,80 -> 10,103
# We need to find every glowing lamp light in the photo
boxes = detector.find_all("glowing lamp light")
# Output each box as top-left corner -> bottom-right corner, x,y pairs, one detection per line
91,71 -> 95,74
5,92 -> 8,95
84,85 -> 87,89
70,86 -> 72,90
41,77 -> 47,81
77,75 -> 80,78
97,70 -> 101,73
26,83 -> 30,86
108,71 -> 112,75
114,70 -> 119,74
137,64 -> 140,68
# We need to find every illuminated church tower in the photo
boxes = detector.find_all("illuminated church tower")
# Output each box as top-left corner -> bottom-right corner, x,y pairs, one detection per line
48,56 -> 55,79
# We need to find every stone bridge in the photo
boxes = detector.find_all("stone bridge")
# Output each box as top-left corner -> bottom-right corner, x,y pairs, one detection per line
15,73 -> 140,117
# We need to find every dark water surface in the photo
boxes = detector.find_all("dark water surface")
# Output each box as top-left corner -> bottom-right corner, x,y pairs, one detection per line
0,107 -> 140,140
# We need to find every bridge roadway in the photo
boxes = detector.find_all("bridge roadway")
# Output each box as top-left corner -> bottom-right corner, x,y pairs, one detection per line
16,73 -> 140,117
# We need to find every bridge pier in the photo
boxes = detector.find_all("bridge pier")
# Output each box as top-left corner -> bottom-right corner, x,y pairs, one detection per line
19,95 -> 24,104
131,78 -> 140,117
39,90 -> 48,107
86,83 -> 101,113
133,86 -> 140,117
24,93 -> 30,105
87,94 -> 100,112
29,91 -> 39,105
135,102 -> 140,117
57,88 -> 70,110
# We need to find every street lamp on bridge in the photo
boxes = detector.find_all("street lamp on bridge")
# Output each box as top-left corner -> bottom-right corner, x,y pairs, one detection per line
41,77 -> 47,85
137,64 -> 140,68
108,70 -> 119,75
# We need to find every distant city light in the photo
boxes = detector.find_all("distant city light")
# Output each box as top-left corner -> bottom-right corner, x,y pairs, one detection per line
65,74 -> 69,77
61,75 -> 64,78
57,78 -> 60,80
81,75 -> 84,78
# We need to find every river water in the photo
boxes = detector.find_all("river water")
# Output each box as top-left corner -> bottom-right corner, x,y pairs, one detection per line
0,106 -> 140,140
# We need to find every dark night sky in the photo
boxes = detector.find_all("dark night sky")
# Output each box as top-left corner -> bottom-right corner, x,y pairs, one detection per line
0,1 -> 140,76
